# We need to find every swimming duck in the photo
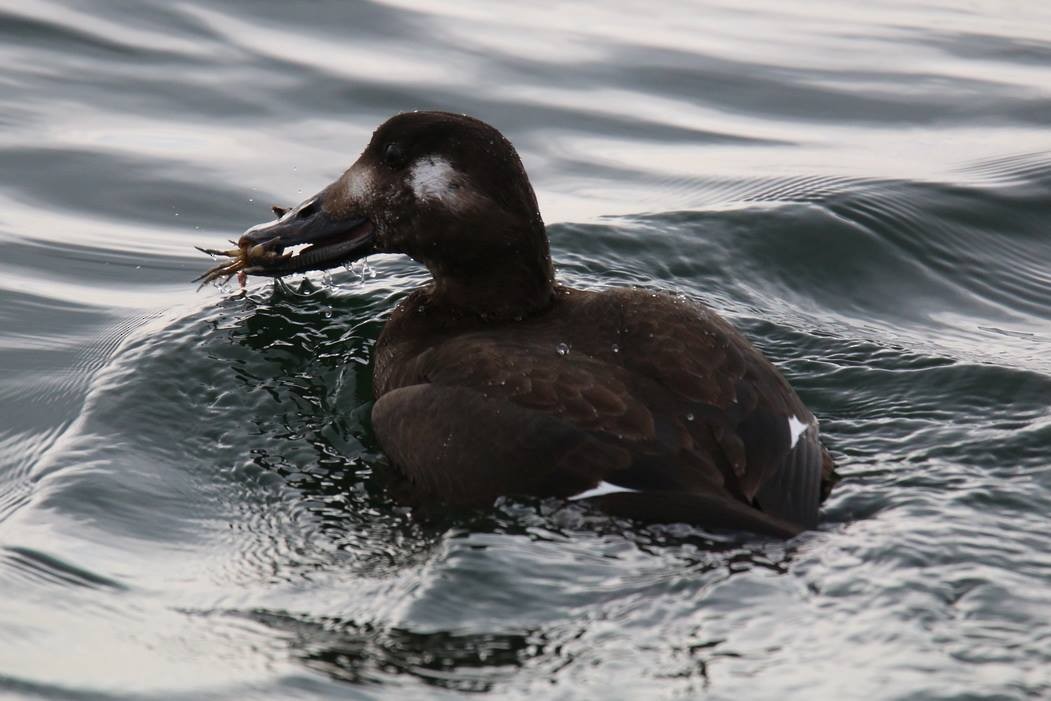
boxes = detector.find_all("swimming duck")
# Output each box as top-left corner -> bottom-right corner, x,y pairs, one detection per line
201,111 -> 838,537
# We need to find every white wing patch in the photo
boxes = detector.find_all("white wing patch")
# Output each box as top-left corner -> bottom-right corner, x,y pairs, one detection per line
410,157 -> 460,203
788,415 -> 811,449
568,481 -> 640,501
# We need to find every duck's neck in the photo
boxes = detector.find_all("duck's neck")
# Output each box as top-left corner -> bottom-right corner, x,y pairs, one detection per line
428,251 -> 555,322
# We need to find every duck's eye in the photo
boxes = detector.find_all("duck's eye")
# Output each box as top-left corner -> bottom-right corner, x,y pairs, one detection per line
383,142 -> 405,166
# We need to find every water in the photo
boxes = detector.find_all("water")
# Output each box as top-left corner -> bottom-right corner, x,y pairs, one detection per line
1,1 -> 1050,698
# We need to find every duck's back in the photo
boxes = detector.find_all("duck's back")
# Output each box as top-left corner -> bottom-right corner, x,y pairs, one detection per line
371,286 -> 836,536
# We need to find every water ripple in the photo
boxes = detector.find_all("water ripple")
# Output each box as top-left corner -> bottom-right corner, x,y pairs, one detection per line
1,0 -> 1050,698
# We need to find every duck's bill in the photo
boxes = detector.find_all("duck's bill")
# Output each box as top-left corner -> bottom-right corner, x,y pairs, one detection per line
195,195 -> 375,286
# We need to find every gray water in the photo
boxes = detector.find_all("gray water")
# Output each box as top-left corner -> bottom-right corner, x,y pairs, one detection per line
1,1 -> 1050,699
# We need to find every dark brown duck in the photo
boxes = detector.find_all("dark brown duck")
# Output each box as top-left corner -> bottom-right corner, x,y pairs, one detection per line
199,111 -> 838,538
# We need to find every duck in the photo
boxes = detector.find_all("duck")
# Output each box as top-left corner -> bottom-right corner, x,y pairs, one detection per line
202,111 -> 838,538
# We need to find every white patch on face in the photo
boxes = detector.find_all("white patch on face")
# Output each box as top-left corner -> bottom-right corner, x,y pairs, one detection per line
345,163 -> 374,202
788,415 -> 810,449
568,481 -> 640,501
409,156 -> 461,204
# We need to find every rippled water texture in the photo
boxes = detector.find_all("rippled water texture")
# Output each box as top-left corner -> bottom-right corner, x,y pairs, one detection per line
2,1 -> 1050,699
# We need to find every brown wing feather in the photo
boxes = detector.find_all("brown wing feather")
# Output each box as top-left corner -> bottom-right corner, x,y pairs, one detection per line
371,383 -> 804,537
416,337 -> 732,495
372,383 -> 632,505
610,289 -> 828,522
424,339 -> 658,441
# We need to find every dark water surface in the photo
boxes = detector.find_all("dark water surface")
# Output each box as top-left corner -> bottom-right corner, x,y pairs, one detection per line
2,1 -> 1050,699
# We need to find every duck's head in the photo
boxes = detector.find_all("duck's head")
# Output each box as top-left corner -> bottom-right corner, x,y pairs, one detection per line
233,111 -> 555,314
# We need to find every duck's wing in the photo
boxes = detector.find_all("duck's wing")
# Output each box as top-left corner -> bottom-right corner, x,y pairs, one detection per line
372,381 -> 628,504
610,289 -> 833,527
371,381 -> 802,538
385,339 -> 726,495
